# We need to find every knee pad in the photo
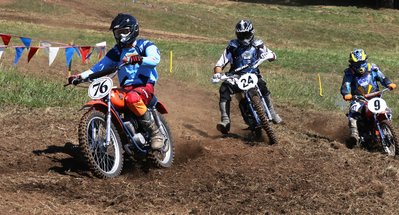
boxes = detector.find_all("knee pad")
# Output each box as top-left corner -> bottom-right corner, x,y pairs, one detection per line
125,92 -> 147,116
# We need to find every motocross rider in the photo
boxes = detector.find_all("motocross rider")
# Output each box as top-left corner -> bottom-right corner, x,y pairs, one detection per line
341,48 -> 396,145
67,13 -> 164,150
212,19 -> 282,134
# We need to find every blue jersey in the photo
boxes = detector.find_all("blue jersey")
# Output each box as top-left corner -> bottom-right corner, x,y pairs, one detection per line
80,39 -> 160,86
340,63 -> 391,96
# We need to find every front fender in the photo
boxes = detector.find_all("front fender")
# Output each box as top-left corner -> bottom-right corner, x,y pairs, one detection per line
81,100 -> 124,130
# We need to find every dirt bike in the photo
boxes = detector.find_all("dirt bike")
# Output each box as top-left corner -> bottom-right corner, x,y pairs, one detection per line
351,88 -> 398,156
65,65 -> 174,178
212,61 -> 278,145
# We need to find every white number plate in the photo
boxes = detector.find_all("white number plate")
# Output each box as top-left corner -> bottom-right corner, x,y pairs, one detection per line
367,97 -> 387,114
88,77 -> 113,99
237,73 -> 258,91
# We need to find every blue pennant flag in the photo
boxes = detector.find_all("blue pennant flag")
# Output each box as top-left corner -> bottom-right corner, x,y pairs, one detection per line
65,47 -> 75,67
20,37 -> 32,49
73,46 -> 81,58
13,47 -> 25,66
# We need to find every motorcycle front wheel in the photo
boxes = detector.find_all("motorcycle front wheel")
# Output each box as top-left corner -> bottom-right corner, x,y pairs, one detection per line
79,110 -> 124,178
251,92 -> 278,145
379,120 -> 399,157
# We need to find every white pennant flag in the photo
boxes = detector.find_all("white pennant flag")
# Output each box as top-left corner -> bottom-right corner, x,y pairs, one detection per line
48,47 -> 60,66
0,47 -> 4,60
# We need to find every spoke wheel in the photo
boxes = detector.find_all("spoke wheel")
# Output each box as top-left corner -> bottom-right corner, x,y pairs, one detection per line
149,114 -> 175,168
251,92 -> 278,145
78,110 -> 123,178
379,120 -> 398,157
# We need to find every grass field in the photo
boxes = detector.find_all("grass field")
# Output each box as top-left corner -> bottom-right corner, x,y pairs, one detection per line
1,0 -> 399,114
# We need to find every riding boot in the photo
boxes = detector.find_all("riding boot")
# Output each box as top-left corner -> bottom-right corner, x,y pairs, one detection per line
349,117 -> 360,146
138,111 -> 164,150
265,95 -> 282,124
217,101 -> 231,134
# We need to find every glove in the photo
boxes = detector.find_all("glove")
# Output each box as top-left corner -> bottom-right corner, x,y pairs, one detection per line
388,83 -> 396,90
68,74 -> 81,85
211,73 -> 221,84
344,94 -> 352,101
213,73 -> 221,79
123,55 -> 143,65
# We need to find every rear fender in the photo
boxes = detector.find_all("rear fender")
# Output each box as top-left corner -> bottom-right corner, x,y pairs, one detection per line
155,101 -> 168,114
81,100 -> 124,131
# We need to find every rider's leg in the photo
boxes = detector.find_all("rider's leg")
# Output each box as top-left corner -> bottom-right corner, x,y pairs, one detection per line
348,116 -> 359,144
125,89 -> 164,150
258,78 -> 282,124
217,82 -> 233,134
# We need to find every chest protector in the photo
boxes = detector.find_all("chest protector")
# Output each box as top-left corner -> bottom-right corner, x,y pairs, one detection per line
228,42 -> 260,74
353,73 -> 379,95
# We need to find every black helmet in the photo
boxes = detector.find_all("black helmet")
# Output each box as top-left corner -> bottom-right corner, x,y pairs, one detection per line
110,13 -> 139,47
235,20 -> 254,46
349,48 -> 369,75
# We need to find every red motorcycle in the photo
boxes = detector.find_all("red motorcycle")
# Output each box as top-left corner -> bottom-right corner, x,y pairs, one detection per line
66,66 -> 174,178
352,88 -> 398,156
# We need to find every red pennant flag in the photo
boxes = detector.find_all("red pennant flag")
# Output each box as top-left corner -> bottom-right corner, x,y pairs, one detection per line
27,47 -> 39,63
98,48 -> 104,60
79,46 -> 91,64
0,34 -> 11,45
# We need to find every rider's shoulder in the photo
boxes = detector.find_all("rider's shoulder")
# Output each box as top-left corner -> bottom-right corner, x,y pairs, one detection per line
136,38 -> 155,47
370,63 -> 380,72
228,39 -> 240,48
251,38 -> 264,47
344,68 -> 354,75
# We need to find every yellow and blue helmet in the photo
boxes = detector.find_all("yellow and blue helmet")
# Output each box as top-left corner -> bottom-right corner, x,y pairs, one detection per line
349,48 -> 369,75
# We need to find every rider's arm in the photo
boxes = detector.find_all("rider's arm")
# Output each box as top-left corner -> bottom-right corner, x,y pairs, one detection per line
80,47 -> 119,79
340,69 -> 353,98
214,48 -> 232,74
142,42 -> 161,67
256,40 -> 276,62
369,64 -> 395,90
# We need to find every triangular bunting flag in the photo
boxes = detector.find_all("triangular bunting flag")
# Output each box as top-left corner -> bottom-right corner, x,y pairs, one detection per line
27,47 -> 39,63
0,47 -> 5,60
20,37 -> 32,49
40,41 -> 52,54
73,47 -> 81,58
0,34 -> 11,46
65,47 -> 75,67
79,46 -> 91,64
95,41 -> 106,60
13,47 -> 25,66
48,47 -> 60,66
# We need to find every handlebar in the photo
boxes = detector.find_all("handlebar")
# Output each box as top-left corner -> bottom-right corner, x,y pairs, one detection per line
64,63 -> 128,87
211,60 -> 263,84
353,88 -> 390,101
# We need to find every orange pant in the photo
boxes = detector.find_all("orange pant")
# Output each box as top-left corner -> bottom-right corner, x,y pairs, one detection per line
123,83 -> 154,117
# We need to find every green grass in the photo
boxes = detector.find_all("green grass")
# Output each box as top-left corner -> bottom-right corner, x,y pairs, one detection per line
1,0 -> 399,118
0,66 -> 87,108
3,0 -> 70,15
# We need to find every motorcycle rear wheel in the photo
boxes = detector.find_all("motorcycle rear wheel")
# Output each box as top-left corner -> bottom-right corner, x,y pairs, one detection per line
251,92 -> 278,145
149,113 -> 175,168
379,120 -> 399,156
79,110 -> 124,178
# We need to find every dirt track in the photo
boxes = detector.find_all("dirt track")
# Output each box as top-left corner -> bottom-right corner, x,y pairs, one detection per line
1,75 -> 399,214
2,0 -> 399,214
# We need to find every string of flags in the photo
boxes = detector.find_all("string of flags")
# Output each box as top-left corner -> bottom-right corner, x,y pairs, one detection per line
0,33 -> 107,67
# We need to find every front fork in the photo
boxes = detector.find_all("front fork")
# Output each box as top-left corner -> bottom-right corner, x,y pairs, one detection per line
105,93 -> 112,146
374,114 -> 389,148
246,87 -> 272,125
